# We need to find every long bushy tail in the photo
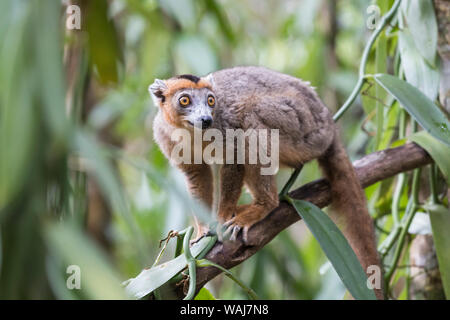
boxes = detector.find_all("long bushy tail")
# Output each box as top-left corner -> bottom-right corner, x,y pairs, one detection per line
318,130 -> 384,299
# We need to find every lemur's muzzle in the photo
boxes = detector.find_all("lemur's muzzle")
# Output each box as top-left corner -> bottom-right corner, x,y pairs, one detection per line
200,116 -> 212,129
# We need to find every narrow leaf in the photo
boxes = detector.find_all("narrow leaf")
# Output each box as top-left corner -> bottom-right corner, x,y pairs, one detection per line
290,199 -> 377,300
45,223 -> 129,300
73,130 -> 148,263
85,0 -> 122,85
398,29 -> 439,101
375,33 -> 387,150
159,0 -> 196,30
204,0 -> 236,44
173,35 -> 218,75
401,0 -> 438,66
124,236 -> 212,299
374,74 -> 450,146
425,203 -> 450,299
410,131 -> 450,184
374,0 -> 388,150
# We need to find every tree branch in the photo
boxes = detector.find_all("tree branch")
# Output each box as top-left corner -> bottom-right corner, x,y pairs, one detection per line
177,142 -> 433,295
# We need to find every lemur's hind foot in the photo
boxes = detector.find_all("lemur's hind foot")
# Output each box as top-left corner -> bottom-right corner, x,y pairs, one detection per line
222,202 -> 277,245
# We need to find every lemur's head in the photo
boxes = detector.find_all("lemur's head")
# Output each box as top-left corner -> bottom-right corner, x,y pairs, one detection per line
149,74 -> 216,130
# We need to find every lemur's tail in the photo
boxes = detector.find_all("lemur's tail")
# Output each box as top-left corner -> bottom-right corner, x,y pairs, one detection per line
318,130 -> 384,300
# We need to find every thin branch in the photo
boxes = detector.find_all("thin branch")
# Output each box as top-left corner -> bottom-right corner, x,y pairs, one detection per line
179,142 -> 432,296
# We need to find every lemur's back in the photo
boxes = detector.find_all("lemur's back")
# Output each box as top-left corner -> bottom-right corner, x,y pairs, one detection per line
211,66 -> 335,167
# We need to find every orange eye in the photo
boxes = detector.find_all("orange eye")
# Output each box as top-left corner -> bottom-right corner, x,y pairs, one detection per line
207,96 -> 215,107
179,96 -> 190,106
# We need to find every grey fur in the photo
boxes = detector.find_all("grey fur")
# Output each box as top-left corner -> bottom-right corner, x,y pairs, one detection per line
209,66 -> 335,167
173,87 -> 215,129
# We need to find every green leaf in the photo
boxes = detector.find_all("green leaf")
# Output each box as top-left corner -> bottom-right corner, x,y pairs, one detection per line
401,0 -> 437,66
410,131 -> 450,184
35,1 -> 70,140
45,255 -> 79,300
174,35 -> 218,75
289,199 -> 377,300
115,150 -> 215,226
204,0 -> 236,44
374,0 -> 389,151
124,236 -> 212,299
425,203 -> 450,299
85,0 -> 122,85
0,228 -> 2,276
0,2 -> 37,210
159,0 -> 196,31
45,222 -> 129,300
194,287 -> 216,300
73,130 -> 149,263
374,74 -> 450,146
374,33 -> 387,150
379,102 -> 400,149
398,29 -> 439,101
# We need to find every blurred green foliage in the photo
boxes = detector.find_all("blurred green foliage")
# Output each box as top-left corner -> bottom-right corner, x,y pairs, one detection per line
0,0 -> 448,300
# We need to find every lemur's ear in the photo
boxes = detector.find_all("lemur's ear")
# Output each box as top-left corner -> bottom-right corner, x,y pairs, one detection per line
148,79 -> 167,107
204,73 -> 215,88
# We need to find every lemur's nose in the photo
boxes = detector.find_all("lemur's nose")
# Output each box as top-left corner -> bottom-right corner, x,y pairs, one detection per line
201,116 -> 212,129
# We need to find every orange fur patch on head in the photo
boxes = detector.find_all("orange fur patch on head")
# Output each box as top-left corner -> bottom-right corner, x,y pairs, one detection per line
159,77 -> 212,128
164,78 -> 212,97
161,104 -> 184,127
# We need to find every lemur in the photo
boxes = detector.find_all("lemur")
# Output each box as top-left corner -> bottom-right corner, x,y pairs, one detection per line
150,66 -> 383,299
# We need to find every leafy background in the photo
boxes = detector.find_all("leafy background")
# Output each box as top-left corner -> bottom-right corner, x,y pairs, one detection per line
0,0 -> 448,300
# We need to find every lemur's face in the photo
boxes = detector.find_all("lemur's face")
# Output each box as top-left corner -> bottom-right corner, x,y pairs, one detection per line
171,87 -> 215,129
149,74 -> 215,130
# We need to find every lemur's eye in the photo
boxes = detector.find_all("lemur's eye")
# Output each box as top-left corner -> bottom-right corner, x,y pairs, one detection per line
207,95 -> 215,107
179,96 -> 190,106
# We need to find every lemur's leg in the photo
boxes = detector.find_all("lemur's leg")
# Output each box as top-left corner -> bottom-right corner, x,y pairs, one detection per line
225,165 -> 278,244
217,164 -> 245,223
179,163 -> 213,238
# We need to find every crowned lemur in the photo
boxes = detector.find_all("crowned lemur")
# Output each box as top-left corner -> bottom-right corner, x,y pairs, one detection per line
149,66 -> 383,299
